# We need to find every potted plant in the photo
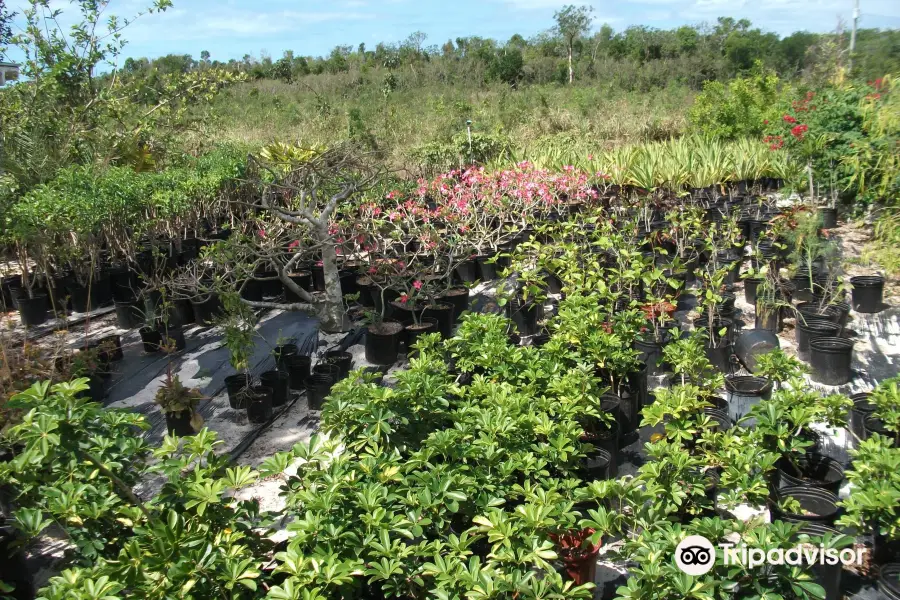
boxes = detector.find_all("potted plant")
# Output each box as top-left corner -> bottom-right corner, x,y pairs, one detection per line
154,372 -> 204,437
220,297 -> 257,409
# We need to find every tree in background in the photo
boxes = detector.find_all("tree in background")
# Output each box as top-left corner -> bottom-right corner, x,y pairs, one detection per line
0,0 -> 13,60
554,4 -> 593,84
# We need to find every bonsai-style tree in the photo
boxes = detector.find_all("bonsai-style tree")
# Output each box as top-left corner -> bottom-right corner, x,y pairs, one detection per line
213,144 -> 381,332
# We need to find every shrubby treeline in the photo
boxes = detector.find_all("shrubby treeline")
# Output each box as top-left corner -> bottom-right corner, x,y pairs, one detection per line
122,17 -> 900,90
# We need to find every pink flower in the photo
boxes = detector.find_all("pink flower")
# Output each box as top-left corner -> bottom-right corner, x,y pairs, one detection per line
413,280 -> 423,290
257,229 -> 266,238
288,240 -> 300,250
368,266 -> 377,274
399,294 -> 409,304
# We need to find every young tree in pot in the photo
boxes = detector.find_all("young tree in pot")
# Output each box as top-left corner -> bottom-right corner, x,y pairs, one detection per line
868,377 -> 900,445
220,296 -> 257,410
233,145 -> 382,332
695,264 -> 733,372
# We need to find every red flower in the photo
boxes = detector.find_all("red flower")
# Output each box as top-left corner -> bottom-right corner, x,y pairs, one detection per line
763,119 -> 769,125
783,115 -> 797,124
368,266 -> 378,274
413,280 -> 423,290
288,240 -> 300,250
790,124 -> 808,139
257,229 -> 266,238
399,294 -> 409,304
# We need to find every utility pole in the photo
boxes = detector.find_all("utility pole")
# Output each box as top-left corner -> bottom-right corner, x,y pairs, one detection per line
849,0 -> 859,71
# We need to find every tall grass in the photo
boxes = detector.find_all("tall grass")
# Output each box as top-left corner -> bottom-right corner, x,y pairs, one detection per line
201,75 -> 693,169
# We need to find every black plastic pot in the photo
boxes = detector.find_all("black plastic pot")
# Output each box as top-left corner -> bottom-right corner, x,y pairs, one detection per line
734,328 -> 780,373
248,386 -> 273,423
139,326 -> 162,353
95,334 -> 124,362
274,344 -> 299,372
580,447 -> 612,482
755,302 -> 783,333
508,298 -> 542,336
796,302 -> 843,327
794,523 -> 843,600
285,271 -> 313,303
405,318 -> 438,357
225,373 -> 253,409
165,410 -> 195,436
743,277 -> 762,305
849,392 -> 876,445
305,375 -> 333,411
439,288 -> 469,323
18,294 -> 48,327
0,526 -> 34,600
776,453 -> 845,494
365,322 -> 403,365
850,275 -> 886,313
424,303 -> 455,338
634,331 -> 671,378
313,362 -> 341,381
259,370 -> 290,407
725,375 -> 772,423
818,207 -> 838,230
769,486 -> 840,526
865,414 -> 900,445
311,264 -> 326,292
190,293 -> 222,326
705,337 -> 733,374
475,254 -> 499,281
809,337 -> 854,386
284,354 -> 311,390
324,352 -> 352,380
704,408 -> 733,432
879,564 -> 900,600
454,259 -> 478,284
173,298 -> 195,326
796,320 -> 841,362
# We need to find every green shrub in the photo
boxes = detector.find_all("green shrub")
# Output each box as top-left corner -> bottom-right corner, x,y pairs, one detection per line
689,66 -> 781,139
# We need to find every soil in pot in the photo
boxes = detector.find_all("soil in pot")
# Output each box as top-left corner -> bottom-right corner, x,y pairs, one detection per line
18,294 -> 48,327
165,410 -> 196,437
809,337 -> 855,386
365,321 -> 403,365
247,386 -> 273,423
139,326 -> 162,353
796,320 -> 841,362
225,373 -> 253,409
284,354 -> 311,390
405,318 -> 438,357
776,453 -> 845,495
769,486 -> 840,527
260,370 -> 290,407
851,275 -> 886,313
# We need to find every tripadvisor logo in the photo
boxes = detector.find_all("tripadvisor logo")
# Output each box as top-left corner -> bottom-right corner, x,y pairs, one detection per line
674,535 -> 866,575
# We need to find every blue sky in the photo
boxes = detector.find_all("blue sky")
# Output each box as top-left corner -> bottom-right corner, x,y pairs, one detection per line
8,0 -> 900,65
